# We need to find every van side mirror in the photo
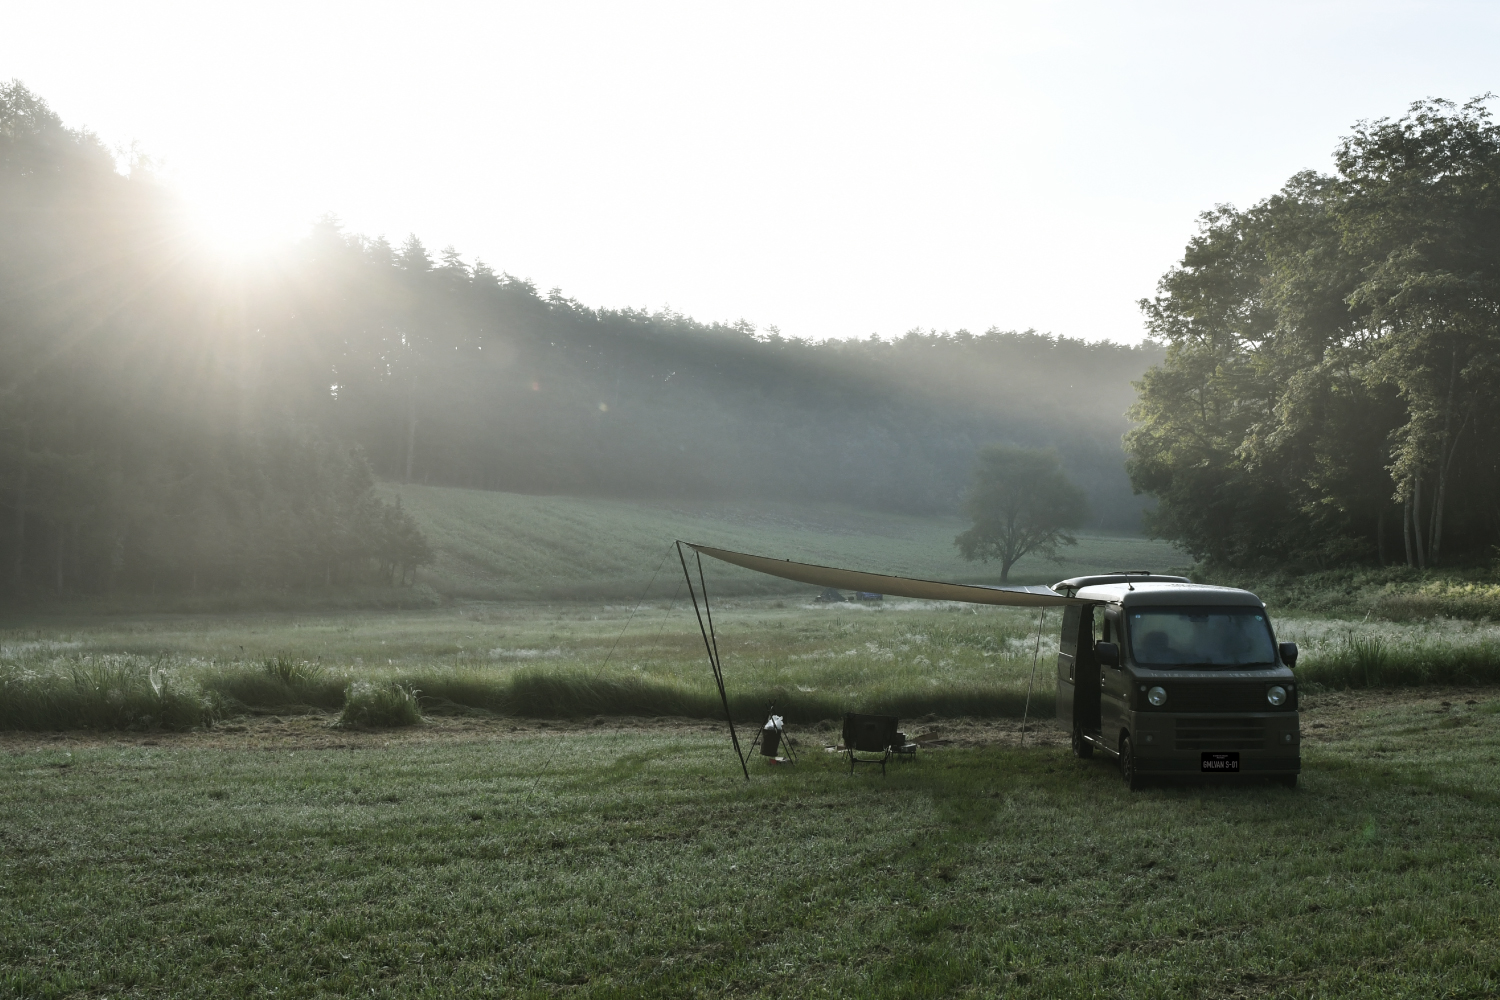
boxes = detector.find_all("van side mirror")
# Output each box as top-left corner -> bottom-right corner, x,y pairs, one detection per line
1096,641 -> 1120,668
1279,642 -> 1298,668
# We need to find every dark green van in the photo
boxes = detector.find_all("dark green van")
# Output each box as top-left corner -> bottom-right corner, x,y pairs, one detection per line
1053,574 -> 1301,789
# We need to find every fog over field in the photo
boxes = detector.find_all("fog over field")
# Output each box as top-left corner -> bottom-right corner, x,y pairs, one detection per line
0,81 -> 1166,600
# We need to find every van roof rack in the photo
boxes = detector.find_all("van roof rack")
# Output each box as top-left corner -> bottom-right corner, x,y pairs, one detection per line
1051,572 -> 1191,597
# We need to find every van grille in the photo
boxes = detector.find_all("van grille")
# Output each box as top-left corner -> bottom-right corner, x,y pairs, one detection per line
1148,683 -> 1289,713
1174,717 -> 1266,751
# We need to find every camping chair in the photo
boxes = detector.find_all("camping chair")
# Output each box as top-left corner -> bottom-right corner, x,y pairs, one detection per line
842,713 -> 916,775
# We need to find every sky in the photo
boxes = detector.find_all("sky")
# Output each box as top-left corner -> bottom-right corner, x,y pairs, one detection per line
3,1 -> 1497,343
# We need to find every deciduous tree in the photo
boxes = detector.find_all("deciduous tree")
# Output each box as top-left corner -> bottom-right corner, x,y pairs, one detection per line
954,446 -> 1087,581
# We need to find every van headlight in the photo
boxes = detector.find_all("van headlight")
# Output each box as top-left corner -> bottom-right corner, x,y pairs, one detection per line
1147,686 -> 1167,707
1267,685 -> 1287,707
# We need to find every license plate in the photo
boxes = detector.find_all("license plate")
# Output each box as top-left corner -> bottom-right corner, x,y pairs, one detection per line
1201,752 -> 1240,772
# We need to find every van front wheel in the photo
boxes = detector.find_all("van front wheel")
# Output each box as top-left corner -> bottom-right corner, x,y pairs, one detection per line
1120,735 -> 1144,791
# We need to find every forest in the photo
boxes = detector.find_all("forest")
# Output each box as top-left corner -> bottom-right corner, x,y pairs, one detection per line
1128,97 -> 1500,570
0,81 -> 1160,597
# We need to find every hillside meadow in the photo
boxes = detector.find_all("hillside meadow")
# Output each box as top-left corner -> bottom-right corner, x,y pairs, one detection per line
0,489 -> 1185,729
5,487 -> 1500,731
378,485 -> 1189,601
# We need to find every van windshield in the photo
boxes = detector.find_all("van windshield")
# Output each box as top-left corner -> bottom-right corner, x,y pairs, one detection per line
1126,606 -> 1276,668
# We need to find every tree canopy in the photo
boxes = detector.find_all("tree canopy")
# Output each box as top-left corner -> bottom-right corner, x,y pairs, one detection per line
1127,97 -> 1500,570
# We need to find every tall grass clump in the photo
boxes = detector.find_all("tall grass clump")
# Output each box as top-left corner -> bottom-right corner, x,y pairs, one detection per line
407,668 -> 722,718
0,656 -> 211,731
1371,581 -> 1500,621
400,666 -> 1051,724
337,681 -> 423,728
1297,632 -> 1500,689
202,657 -> 345,713
1201,565 -> 1500,619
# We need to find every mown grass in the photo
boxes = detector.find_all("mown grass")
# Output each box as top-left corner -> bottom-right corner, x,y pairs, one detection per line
2,692 -> 1498,997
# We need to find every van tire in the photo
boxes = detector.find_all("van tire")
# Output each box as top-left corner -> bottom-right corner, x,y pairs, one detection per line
1071,725 -> 1093,759
1119,734 -> 1143,790
1277,773 -> 1298,789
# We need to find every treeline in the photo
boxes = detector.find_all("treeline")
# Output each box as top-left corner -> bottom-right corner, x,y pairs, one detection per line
1128,97 -> 1500,570
273,239 -> 1159,517
1,81 -> 1159,597
289,238 -> 1158,515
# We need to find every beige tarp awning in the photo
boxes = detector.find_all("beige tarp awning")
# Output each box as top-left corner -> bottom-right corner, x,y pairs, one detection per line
686,543 -> 1090,608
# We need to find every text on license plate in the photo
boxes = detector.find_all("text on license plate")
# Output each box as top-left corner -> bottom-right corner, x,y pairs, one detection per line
1201,752 -> 1240,772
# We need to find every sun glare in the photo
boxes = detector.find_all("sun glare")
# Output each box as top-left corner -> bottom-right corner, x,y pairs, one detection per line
182,187 -> 291,259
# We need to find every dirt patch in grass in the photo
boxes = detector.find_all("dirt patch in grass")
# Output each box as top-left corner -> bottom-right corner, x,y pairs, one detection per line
0,713 -> 723,753
1298,685 -> 1500,744
16,685 -> 1497,755
0,710 -> 1077,754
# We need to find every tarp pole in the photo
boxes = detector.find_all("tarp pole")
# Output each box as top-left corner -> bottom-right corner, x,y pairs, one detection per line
696,551 -> 725,685
676,541 -> 749,780
1021,606 -> 1048,748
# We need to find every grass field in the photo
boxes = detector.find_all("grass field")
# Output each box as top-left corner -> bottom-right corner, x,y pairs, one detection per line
4,688 -> 1498,998
0,599 -> 1073,728
380,485 -> 1189,600
9,595 -> 1500,732
6,504 -> 1500,995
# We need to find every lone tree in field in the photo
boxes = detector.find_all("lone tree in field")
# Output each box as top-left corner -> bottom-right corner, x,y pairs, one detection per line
955,446 -> 1088,582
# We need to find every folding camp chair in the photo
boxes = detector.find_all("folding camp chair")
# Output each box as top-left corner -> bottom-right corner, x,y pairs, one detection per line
841,713 -> 916,775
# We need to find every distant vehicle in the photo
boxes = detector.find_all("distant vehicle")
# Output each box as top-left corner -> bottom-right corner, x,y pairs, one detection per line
812,588 -> 885,602
1053,573 -> 1300,789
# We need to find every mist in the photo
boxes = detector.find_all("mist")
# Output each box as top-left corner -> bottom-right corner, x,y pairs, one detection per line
0,82 -> 1156,598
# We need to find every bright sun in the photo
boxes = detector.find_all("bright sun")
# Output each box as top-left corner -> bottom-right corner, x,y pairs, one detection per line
181,186 -> 291,258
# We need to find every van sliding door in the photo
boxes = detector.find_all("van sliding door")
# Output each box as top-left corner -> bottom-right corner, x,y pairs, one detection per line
1055,606 -> 1080,724
1057,606 -> 1098,735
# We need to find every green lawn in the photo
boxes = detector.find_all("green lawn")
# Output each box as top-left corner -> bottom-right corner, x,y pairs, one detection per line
382,485 -> 1187,600
4,690 -> 1498,998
